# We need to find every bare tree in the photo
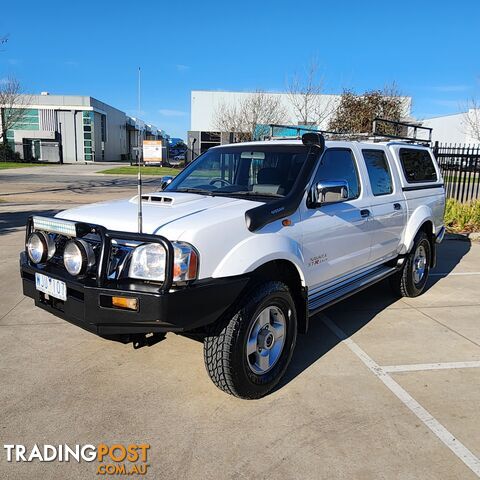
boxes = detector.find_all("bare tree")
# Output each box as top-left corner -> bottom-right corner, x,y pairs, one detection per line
214,90 -> 288,141
286,59 -> 333,127
328,83 -> 407,134
463,98 -> 480,142
0,77 -> 29,145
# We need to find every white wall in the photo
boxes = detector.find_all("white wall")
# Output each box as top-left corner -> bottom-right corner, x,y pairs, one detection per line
191,90 -> 340,132
421,110 -> 479,144
191,90 -> 412,132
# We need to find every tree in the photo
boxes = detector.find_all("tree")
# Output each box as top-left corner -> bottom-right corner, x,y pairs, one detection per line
0,76 -> 29,145
328,83 -> 407,134
464,98 -> 480,143
213,90 -> 288,141
286,59 -> 333,127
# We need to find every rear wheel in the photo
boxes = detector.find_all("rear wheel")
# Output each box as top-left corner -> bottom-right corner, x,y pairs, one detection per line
203,281 -> 297,399
390,231 -> 431,297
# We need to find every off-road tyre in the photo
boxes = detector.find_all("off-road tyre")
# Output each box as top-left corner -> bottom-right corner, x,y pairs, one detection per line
390,231 -> 431,298
203,281 -> 297,399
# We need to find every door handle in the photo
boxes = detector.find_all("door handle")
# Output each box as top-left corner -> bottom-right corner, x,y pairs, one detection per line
360,209 -> 371,218
393,203 -> 402,210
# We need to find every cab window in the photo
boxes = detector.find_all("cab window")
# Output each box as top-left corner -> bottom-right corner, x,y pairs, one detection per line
362,149 -> 393,196
313,148 -> 360,199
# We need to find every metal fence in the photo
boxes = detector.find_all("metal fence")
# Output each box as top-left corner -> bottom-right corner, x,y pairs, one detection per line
433,142 -> 480,202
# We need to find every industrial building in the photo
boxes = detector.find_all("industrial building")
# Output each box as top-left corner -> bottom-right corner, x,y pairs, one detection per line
187,90 -> 413,161
421,110 -> 479,144
0,93 -> 170,163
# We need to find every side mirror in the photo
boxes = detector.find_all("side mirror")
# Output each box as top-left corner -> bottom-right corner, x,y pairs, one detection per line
160,176 -> 173,190
311,180 -> 349,206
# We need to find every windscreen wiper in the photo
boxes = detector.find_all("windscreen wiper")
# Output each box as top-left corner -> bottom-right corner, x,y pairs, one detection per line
174,188 -> 215,196
226,191 -> 282,198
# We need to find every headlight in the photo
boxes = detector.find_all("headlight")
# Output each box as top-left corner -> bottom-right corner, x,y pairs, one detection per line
128,243 -> 166,282
127,241 -> 198,283
173,242 -> 198,282
27,232 -> 55,264
64,239 -> 95,276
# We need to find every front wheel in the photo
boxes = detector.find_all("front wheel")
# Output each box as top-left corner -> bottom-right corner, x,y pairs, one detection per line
390,231 -> 431,297
203,281 -> 297,399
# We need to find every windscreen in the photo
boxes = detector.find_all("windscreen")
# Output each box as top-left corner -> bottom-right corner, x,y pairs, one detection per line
165,145 -> 309,199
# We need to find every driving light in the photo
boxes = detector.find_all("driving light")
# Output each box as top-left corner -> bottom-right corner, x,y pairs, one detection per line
128,243 -> 166,282
63,239 -> 95,276
33,216 -> 78,237
27,232 -> 56,264
172,242 -> 198,282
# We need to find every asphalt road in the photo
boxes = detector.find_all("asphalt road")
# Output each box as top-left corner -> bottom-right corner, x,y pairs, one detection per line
1,165 -> 480,479
0,164 -> 163,206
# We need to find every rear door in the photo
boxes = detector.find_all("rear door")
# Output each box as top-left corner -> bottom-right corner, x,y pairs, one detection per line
361,147 -> 406,263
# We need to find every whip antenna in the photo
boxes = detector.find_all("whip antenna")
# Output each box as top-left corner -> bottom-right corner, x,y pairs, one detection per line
137,66 -> 143,233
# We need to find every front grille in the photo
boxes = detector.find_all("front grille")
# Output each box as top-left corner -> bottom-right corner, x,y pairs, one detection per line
107,242 -> 134,280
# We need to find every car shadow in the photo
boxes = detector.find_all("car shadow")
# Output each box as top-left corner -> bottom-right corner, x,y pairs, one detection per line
275,237 -> 472,392
0,209 -> 59,236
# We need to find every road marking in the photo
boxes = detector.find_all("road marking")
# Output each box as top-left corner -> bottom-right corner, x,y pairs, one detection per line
383,361 -> 480,373
321,314 -> 480,478
431,272 -> 480,276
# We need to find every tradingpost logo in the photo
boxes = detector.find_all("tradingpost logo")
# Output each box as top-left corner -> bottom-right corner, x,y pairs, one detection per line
4,443 -> 150,475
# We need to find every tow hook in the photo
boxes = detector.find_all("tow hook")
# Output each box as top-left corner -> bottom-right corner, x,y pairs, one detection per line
132,332 -> 166,349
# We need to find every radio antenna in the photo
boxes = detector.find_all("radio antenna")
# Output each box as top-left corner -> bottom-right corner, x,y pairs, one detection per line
137,66 -> 143,233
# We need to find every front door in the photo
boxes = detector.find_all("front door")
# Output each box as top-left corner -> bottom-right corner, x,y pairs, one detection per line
300,147 -> 372,290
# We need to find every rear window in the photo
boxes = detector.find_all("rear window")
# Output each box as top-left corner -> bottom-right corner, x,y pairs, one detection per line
399,148 -> 437,183
363,149 -> 393,196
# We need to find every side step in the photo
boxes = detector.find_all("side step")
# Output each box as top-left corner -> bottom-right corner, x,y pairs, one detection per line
308,265 -> 398,316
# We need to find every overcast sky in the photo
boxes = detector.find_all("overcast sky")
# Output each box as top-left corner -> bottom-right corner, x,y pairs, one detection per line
2,0 -> 479,139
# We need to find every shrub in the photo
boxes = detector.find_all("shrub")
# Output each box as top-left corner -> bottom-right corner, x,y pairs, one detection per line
0,143 -> 22,162
444,198 -> 480,233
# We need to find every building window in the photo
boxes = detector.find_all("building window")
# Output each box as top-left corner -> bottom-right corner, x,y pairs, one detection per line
6,108 -> 40,131
6,130 -> 15,148
82,111 -> 94,161
101,114 -> 107,142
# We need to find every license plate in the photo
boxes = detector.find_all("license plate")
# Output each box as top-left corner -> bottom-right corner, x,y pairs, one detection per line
35,273 -> 67,301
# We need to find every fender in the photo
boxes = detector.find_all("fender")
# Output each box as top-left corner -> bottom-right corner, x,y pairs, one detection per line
399,204 -> 435,254
212,234 -> 306,286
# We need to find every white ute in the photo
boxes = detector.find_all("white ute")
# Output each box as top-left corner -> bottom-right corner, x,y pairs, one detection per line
20,123 -> 446,399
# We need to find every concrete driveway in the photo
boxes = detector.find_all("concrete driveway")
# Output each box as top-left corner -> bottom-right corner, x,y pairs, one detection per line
1,168 -> 479,479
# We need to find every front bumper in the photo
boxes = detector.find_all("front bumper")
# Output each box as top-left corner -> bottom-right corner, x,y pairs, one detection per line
20,252 -> 249,341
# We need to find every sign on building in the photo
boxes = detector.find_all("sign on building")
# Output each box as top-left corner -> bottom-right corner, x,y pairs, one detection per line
142,140 -> 163,164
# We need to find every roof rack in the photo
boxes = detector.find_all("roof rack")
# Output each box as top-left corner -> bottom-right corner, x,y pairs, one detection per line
266,119 -> 433,146
372,118 -> 432,145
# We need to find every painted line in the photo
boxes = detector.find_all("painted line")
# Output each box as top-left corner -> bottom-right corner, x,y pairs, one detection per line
383,361 -> 480,373
321,314 -> 480,477
431,272 -> 480,276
